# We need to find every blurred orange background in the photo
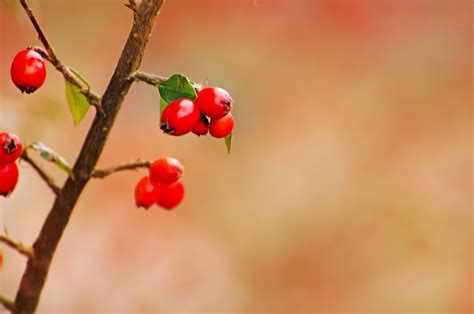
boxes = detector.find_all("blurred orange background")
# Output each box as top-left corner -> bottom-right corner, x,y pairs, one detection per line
1,0 -> 472,312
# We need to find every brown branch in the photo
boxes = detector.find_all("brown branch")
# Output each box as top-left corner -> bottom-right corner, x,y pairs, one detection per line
0,235 -> 34,259
92,160 -> 150,179
131,70 -> 167,86
14,1 -> 165,313
0,295 -> 15,312
21,152 -> 61,196
19,0 -> 102,109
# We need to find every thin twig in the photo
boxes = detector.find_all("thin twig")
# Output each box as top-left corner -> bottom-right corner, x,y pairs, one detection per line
19,0 -> 102,109
0,295 -> 15,312
21,152 -> 61,196
0,235 -> 34,259
92,160 -> 151,179
131,70 -> 168,86
125,0 -> 138,12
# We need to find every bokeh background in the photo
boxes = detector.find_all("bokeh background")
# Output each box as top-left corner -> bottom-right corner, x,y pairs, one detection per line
1,0 -> 472,312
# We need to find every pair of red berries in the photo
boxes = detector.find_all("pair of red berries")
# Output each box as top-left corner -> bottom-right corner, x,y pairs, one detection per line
11,48 -> 47,94
135,157 -> 185,210
0,132 -> 23,197
160,87 -> 235,138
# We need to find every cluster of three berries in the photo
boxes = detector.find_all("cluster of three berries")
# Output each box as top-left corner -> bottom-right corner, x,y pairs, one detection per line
135,157 -> 185,210
0,133 -> 23,197
161,87 -> 234,138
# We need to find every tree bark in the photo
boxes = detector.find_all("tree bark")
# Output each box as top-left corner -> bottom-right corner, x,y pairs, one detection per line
13,1 -> 164,312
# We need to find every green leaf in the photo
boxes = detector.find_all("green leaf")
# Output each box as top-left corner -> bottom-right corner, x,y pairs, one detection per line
29,142 -> 75,179
158,73 -> 197,104
225,133 -> 232,155
65,68 -> 90,126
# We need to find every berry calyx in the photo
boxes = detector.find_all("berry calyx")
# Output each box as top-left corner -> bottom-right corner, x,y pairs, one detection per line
11,49 -> 46,94
196,87 -> 233,119
160,99 -> 201,136
0,132 -> 23,164
0,162 -> 19,197
156,180 -> 185,210
209,113 -> 234,138
192,113 -> 210,136
149,157 -> 184,184
134,176 -> 161,209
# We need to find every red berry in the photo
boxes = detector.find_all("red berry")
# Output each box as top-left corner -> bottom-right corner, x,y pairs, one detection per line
0,132 -> 23,164
209,113 -> 234,138
196,87 -> 233,119
134,176 -> 161,209
0,162 -> 19,197
156,180 -> 184,210
160,99 -> 201,136
149,157 -> 183,184
11,49 -> 46,94
192,113 -> 210,136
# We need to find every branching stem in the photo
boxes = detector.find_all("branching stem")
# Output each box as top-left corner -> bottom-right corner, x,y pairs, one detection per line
21,152 -> 61,196
0,235 -> 34,259
13,1 -> 165,312
92,160 -> 151,179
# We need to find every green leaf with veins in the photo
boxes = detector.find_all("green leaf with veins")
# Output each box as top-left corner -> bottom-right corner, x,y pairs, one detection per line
158,73 -> 197,104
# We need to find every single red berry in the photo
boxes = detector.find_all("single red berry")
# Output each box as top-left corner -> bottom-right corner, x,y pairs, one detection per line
134,176 -> 161,209
209,113 -> 234,138
196,86 -> 233,119
192,113 -> 210,136
11,49 -> 46,94
0,162 -> 19,197
149,157 -> 184,184
156,180 -> 184,210
0,132 -> 23,164
160,99 -> 201,136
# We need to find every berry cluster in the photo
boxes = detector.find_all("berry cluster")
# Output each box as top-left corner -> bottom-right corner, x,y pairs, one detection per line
0,132 -> 22,197
161,87 -> 234,138
11,48 -> 46,94
135,157 -> 185,210
8,49 -> 233,212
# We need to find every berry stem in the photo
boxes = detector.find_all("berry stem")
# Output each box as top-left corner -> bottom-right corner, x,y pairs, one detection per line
131,70 -> 202,91
131,70 -> 168,86
19,0 -> 102,109
92,160 -> 151,179
21,152 -> 61,196
0,235 -> 34,259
